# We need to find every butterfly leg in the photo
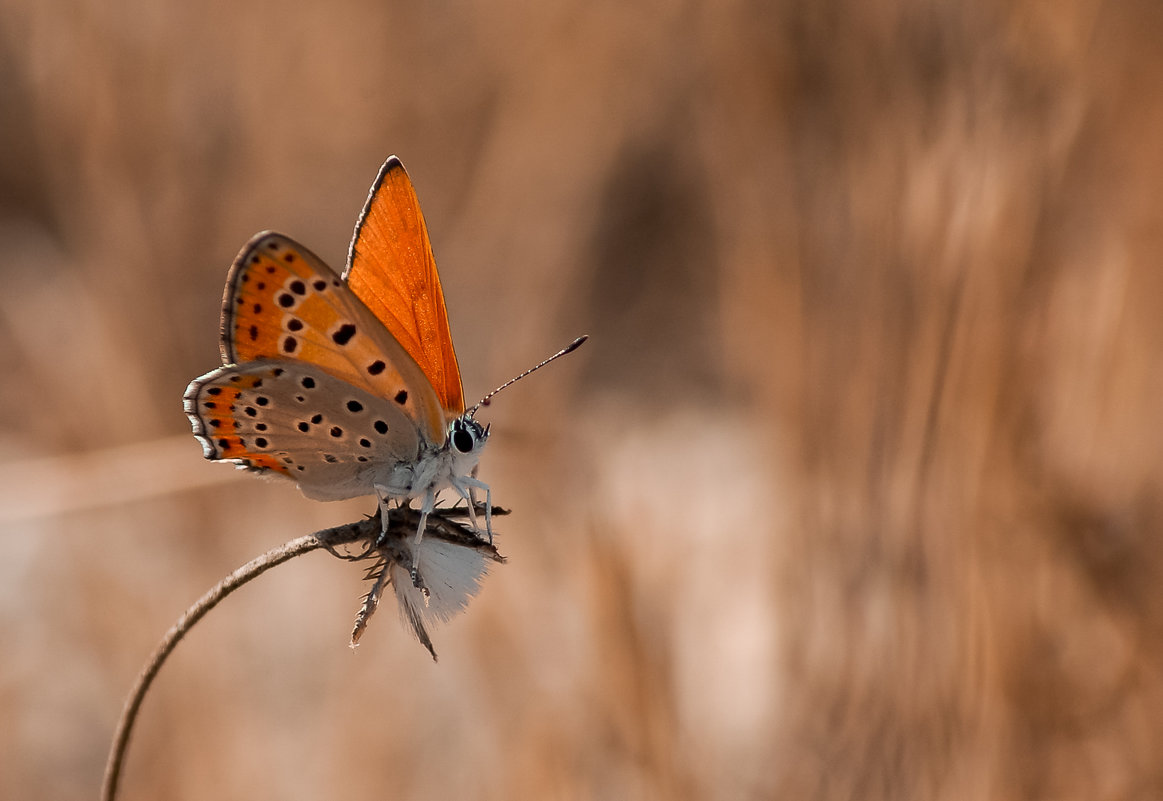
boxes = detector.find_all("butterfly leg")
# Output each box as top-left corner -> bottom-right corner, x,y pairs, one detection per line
372,489 -> 393,544
410,488 -> 436,590
469,465 -> 492,544
462,491 -> 480,535
455,484 -> 482,537
456,475 -> 492,544
466,466 -> 480,531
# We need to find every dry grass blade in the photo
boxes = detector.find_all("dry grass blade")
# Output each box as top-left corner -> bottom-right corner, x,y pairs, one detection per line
100,508 -> 500,801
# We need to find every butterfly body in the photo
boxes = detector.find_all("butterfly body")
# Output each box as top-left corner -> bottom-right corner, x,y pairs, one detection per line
185,159 -> 491,575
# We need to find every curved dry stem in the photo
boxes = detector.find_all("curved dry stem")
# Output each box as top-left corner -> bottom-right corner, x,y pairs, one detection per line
100,517 -> 375,801
101,506 -> 505,801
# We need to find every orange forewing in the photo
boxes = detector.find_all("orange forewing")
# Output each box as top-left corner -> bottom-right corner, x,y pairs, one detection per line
219,232 -> 448,443
221,235 -> 344,365
345,157 -> 465,416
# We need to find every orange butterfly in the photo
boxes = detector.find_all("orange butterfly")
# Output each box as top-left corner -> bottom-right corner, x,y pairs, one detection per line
184,156 -> 584,587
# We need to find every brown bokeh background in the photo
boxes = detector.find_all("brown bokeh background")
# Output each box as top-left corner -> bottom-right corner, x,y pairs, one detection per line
4,1 -> 1163,799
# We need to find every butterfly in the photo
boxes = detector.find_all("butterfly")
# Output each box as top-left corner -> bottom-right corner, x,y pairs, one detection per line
184,156 -> 585,590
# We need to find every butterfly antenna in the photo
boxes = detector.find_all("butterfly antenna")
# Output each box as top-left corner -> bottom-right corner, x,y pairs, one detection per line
467,335 -> 589,418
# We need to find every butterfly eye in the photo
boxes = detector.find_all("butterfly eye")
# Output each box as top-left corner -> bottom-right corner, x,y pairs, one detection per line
452,427 -> 475,454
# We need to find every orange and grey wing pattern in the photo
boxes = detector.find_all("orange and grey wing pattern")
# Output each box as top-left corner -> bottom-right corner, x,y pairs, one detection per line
219,231 -> 447,442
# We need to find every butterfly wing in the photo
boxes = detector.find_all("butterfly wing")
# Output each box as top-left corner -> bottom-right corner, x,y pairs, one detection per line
220,231 -> 446,443
345,156 -> 466,417
183,360 -> 421,500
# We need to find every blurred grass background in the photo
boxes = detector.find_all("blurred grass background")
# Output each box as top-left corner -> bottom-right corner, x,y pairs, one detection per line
3,0 -> 1163,799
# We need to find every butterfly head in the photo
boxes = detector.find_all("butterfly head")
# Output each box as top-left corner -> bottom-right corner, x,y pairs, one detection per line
447,415 -> 489,471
